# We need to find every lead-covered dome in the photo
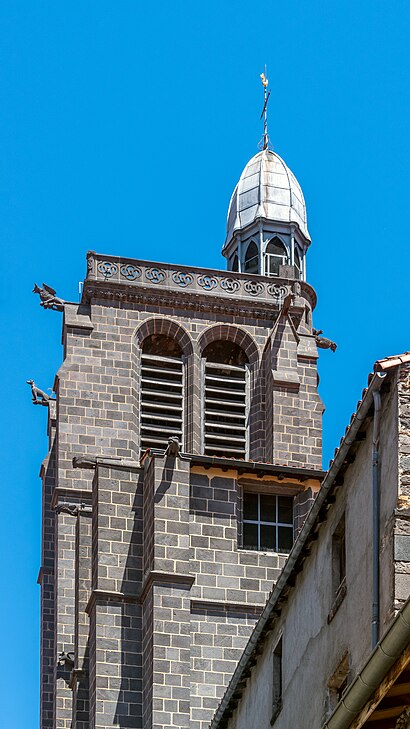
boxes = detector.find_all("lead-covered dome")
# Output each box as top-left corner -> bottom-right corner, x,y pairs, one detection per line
225,149 -> 310,247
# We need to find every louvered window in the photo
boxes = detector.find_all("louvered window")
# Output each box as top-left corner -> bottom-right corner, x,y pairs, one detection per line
140,335 -> 183,452
203,341 -> 248,459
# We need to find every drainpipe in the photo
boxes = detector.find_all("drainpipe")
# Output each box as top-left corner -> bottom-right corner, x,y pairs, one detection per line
372,387 -> 382,648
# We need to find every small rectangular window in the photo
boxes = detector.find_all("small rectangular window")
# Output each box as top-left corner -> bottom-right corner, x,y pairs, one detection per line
332,514 -> 346,597
271,637 -> 282,724
328,514 -> 347,622
243,493 -> 293,553
326,652 -> 349,716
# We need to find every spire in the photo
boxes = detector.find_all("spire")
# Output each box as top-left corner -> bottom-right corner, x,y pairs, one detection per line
259,67 -> 271,150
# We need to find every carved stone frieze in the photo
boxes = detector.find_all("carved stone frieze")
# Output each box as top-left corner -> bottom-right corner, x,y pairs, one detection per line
197,274 -> 218,291
244,280 -> 264,296
172,271 -> 194,287
84,255 -> 317,311
84,283 -> 286,320
220,277 -> 240,293
268,283 -> 289,302
145,267 -> 166,284
97,261 -> 118,279
120,263 -> 141,281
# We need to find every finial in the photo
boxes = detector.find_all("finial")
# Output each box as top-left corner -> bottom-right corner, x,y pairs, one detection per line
258,66 -> 271,150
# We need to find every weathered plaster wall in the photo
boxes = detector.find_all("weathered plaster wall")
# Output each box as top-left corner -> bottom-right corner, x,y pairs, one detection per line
228,375 -> 403,729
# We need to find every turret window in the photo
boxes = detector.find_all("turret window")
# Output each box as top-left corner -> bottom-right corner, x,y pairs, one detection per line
140,334 -> 184,452
202,340 -> 248,458
244,241 -> 259,274
264,237 -> 288,276
231,251 -> 239,272
294,248 -> 302,279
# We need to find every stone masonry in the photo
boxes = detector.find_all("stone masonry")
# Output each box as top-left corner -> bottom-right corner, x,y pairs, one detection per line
37,250 -> 325,729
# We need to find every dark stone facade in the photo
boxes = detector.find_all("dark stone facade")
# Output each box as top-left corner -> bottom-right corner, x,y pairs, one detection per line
38,252 -> 324,729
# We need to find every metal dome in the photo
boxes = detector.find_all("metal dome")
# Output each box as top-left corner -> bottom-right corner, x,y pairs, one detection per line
225,149 -> 310,246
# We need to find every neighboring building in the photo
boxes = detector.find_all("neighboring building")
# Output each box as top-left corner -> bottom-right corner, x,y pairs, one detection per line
36,146 -> 327,729
210,354 -> 410,729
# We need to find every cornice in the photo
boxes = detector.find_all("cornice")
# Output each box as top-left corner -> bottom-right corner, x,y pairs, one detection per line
83,280 -> 294,321
82,252 -> 317,315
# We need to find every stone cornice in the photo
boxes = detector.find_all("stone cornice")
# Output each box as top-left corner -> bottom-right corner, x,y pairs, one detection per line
191,599 -> 264,615
139,571 -> 195,603
85,589 -> 138,615
82,252 -> 317,315
84,587 -> 267,615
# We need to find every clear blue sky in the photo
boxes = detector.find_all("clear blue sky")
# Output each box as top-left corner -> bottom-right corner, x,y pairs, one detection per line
0,2 -> 409,726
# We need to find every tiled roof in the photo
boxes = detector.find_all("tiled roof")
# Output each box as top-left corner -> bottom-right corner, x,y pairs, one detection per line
374,351 -> 410,371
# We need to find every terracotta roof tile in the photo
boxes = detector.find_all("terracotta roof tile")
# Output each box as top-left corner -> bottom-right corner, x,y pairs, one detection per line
374,352 -> 410,371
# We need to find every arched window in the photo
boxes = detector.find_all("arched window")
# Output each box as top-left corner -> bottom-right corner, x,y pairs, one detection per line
202,340 -> 248,458
244,241 -> 259,274
294,248 -> 302,279
140,334 -> 184,452
264,237 -> 288,276
231,252 -> 239,272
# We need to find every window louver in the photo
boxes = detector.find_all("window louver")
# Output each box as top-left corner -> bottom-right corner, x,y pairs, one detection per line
140,353 -> 183,451
204,361 -> 247,458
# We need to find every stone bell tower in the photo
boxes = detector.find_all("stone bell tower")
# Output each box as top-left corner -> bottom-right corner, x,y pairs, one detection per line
37,137 -> 325,729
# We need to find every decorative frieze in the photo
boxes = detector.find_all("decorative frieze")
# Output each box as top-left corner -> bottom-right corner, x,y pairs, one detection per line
84,253 -> 317,310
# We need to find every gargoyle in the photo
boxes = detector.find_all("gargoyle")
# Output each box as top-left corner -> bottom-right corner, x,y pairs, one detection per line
33,283 -> 65,311
165,436 -> 181,457
58,651 -> 75,668
313,329 -> 337,352
27,379 -> 53,405
55,504 -> 80,517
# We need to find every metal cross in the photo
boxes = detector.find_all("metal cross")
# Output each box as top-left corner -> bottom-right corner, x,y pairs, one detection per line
260,67 -> 271,150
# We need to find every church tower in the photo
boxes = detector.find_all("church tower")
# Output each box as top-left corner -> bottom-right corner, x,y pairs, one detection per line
37,107 -> 325,729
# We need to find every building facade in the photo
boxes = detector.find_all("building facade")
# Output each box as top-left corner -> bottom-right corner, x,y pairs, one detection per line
37,148 -> 326,729
211,355 -> 410,729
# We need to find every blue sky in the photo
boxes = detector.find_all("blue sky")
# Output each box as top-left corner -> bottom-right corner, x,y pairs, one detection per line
0,2 -> 409,726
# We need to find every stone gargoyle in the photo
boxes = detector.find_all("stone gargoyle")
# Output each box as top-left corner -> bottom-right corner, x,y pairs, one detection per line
58,651 -> 75,668
27,379 -> 54,405
165,436 -> 181,457
33,282 -> 65,311
313,328 -> 337,352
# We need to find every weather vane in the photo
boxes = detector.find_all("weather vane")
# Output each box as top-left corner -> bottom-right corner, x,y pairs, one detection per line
259,66 -> 271,150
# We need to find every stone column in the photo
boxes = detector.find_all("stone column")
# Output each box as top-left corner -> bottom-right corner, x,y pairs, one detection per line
72,507 -> 92,729
88,464 -> 143,729
54,507 -> 77,729
142,454 -> 193,729
39,402 -> 57,729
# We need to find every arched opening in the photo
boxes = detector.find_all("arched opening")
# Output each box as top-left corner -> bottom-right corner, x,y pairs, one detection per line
264,237 -> 288,276
244,241 -> 259,274
202,340 -> 248,458
294,248 -> 302,279
140,334 -> 184,452
231,251 -> 239,272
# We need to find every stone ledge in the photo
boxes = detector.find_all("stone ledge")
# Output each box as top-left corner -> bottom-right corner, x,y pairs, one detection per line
191,599 -> 264,615
63,303 -> 94,330
139,570 -> 195,603
85,589 -> 139,615
272,369 -> 300,388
